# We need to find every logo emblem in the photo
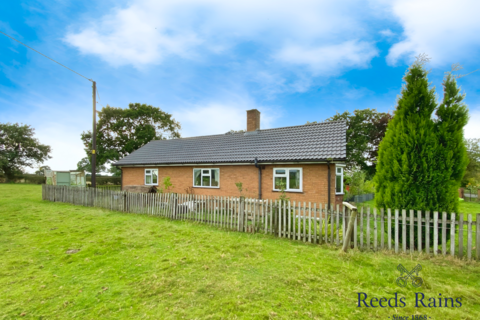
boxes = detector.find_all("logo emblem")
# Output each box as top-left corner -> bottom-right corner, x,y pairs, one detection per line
396,264 -> 423,288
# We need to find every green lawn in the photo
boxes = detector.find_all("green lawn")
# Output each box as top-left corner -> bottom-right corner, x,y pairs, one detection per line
1,185 -> 479,319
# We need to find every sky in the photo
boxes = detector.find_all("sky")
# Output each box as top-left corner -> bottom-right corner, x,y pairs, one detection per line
1,0 -> 480,172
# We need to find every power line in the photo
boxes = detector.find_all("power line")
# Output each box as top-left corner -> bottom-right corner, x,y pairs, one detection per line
0,30 -> 93,82
1,29 -> 102,187
96,87 -> 106,109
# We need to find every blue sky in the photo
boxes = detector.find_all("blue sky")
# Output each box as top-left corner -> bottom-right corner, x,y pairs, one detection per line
1,0 -> 480,172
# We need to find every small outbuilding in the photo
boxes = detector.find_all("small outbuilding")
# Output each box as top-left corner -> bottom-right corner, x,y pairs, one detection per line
44,170 -> 86,187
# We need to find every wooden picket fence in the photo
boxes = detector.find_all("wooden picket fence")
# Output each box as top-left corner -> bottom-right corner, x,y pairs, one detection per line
42,185 -> 480,260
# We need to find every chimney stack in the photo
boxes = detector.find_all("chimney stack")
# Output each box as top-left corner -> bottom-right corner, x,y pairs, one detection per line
246,109 -> 260,131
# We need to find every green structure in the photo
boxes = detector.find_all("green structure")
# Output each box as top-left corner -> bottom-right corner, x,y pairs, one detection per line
44,170 -> 86,187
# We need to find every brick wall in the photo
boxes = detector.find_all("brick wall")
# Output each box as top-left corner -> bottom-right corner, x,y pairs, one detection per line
122,163 -> 343,206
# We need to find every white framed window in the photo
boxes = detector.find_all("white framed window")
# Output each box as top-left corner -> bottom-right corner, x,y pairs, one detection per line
335,166 -> 344,194
145,169 -> 158,185
273,168 -> 303,192
193,168 -> 220,188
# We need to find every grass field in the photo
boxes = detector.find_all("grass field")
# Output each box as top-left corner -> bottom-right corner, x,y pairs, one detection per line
1,185 -> 480,319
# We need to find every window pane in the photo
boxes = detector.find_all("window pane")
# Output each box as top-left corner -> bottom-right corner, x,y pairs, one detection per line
203,169 -> 209,175
289,169 -> 300,189
202,175 -> 211,186
146,170 -> 151,174
146,175 -> 152,184
336,175 -> 342,193
211,169 -> 219,187
274,177 -> 287,190
152,170 -> 158,184
337,168 -> 342,174
194,169 -> 201,186
275,169 -> 286,175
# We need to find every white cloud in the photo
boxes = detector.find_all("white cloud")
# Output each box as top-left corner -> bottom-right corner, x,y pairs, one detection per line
275,40 -> 378,76
66,9 -> 202,67
173,97 -> 279,137
379,29 -> 394,38
65,0 -> 376,72
34,123 -> 86,172
465,107 -> 480,139
386,0 -> 480,65
1,94 -> 93,174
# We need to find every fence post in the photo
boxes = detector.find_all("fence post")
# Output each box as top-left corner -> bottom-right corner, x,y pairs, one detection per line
239,196 -> 245,232
90,187 -> 94,207
476,214 -> 480,260
458,214 -> 464,259
342,202 -> 357,252
467,214 -> 472,260
172,193 -> 178,219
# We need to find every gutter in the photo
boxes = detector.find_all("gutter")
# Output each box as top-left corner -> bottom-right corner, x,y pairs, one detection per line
254,157 -> 262,199
114,159 -> 347,167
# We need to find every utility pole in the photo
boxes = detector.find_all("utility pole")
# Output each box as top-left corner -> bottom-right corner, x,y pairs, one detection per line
0,31 -> 99,188
92,81 -> 97,188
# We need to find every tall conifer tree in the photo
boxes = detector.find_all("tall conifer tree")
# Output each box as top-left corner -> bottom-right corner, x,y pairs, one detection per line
375,60 -> 438,211
375,59 -> 469,247
434,73 -> 469,213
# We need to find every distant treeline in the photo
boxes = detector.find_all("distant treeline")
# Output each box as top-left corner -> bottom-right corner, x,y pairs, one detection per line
0,174 -> 121,185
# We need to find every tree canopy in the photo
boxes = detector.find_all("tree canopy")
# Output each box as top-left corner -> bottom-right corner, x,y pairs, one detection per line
375,61 -> 469,214
0,123 -> 51,181
463,138 -> 480,186
323,109 -> 392,177
35,165 -> 51,175
80,103 -> 181,169
76,156 -> 106,174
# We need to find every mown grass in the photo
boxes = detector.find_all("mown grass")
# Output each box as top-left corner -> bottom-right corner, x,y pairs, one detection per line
1,184 -> 479,319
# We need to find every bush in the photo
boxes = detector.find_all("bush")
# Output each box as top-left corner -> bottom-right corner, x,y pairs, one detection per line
345,171 -> 375,202
0,174 -> 45,184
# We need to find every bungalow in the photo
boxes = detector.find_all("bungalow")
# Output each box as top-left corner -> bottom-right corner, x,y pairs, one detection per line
113,109 -> 346,206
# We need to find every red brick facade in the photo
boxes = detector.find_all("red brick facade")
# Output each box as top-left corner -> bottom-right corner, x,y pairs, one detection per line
122,163 -> 344,206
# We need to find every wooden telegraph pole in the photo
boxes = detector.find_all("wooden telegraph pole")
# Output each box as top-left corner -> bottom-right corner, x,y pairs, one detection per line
91,81 -> 97,188
0,31 -> 100,188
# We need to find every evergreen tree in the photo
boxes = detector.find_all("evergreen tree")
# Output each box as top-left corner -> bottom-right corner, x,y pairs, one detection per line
434,73 -> 469,213
375,60 -> 469,248
375,61 -> 438,211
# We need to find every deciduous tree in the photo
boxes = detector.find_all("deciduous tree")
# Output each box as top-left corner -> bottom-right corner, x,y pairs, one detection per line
0,123 -> 51,181
463,138 -> 480,185
76,156 -> 106,174
324,109 -> 392,177
35,165 -> 51,175
80,103 -> 181,168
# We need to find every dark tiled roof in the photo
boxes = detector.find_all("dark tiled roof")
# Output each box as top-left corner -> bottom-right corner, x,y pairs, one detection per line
113,121 -> 346,166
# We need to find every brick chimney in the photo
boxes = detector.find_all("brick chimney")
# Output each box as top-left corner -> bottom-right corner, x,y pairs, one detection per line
246,109 -> 260,131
